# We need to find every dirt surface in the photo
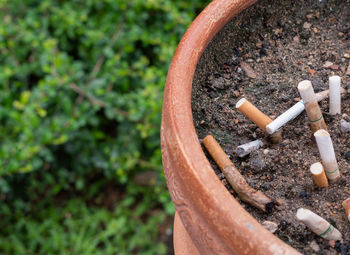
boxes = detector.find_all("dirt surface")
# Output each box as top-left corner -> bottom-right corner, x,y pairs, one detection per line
191,0 -> 350,254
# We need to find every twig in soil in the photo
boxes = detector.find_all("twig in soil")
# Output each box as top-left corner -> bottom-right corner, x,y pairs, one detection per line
296,208 -> 342,241
314,129 -> 340,183
329,76 -> 341,115
266,88 -> 346,134
236,98 -> 282,143
235,139 -> 263,158
298,80 -> 328,132
202,135 -> 275,213
342,198 -> 350,223
310,162 -> 328,188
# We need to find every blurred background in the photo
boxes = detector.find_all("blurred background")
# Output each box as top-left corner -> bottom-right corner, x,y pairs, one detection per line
0,0 -> 209,254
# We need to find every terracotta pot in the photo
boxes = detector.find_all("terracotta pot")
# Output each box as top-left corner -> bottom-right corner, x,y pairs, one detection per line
161,0 -> 302,254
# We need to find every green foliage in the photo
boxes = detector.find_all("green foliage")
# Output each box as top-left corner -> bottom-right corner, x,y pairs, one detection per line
0,197 -> 168,255
0,0 -> 210,253
0,0 -> 207,177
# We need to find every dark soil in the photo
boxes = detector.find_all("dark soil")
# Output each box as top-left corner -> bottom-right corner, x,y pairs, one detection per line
191,0 -> 350,254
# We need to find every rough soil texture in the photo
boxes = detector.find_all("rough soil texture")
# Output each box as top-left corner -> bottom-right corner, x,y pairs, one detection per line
191,0 -> 350,254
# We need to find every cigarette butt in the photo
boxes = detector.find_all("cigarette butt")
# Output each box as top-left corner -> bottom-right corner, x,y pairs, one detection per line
298,80 -> 328,132
202,135 -> 274,212
266,100 -> 305,134
342,198 -> 350,223
310,162 -> 328,188
314,129 -> 340,182
296,208 -> 342,240
315,87 -> 345,102
202,135 -> 232,170
236,139 -> 263,158
329,76 -> 341,115
266,88 -> 346,134
268,130 -> 282,143
236,98 -> 272,132
298,80 -> 316,104
307,101 -> 328,132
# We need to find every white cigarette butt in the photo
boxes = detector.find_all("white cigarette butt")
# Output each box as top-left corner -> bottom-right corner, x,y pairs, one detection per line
329,76 -> 341,115
296,208 -> 342,240
314,129 -> 340,182
266,88 -> 345,134
266,101 -> 305,134
236,140 -> 263,157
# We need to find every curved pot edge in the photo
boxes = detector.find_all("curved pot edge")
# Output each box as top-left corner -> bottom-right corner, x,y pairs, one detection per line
161,0 -> 301,254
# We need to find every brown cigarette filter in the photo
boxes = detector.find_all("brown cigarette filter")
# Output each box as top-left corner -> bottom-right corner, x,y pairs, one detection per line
236,98 -> 272,132
305,101 -> 328,132
202,135 -> 274,212
310,162 -> 328,188
342,198 -> 350,222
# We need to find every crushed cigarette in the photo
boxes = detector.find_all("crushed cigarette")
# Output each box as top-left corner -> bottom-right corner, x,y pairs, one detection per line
314,129 -> 340,182
236,139 -> 263,158
236,98 -> 282,143
296,208 -> 342,240
329,76 -> 341,115
310,162 -> 328,188
342,198 -> 350,223
266,88 -> 345,134
298,80 -> 327,132
202,135 -> 274,212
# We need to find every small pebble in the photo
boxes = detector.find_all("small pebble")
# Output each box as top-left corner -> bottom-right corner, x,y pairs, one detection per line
308,69 -> 316,75
303,22 -> 312,29
309,240 -> 320,252
263,149 -> 269,155
323,61 -> 334,68
262,220 -> 278,233
233,90 -> 240,97
340,119 -> 350,132
330,65 -> 339,70
240,62 -> 257,79
306,14 -> 313,19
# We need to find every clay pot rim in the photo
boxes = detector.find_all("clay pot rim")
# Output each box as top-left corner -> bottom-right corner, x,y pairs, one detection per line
162,0 -> 300,254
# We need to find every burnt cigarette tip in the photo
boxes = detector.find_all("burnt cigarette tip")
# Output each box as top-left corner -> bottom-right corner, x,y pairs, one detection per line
268,130 -> 283,144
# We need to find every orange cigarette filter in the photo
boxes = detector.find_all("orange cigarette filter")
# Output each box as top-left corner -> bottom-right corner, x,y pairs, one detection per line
342,198 -> 350,223
202,135 -> 232,170
236,98 -> 272,132
310,162 -> 328,188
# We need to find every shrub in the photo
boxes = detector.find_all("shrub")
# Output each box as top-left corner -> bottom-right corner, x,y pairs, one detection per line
0,0 -> 209,253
